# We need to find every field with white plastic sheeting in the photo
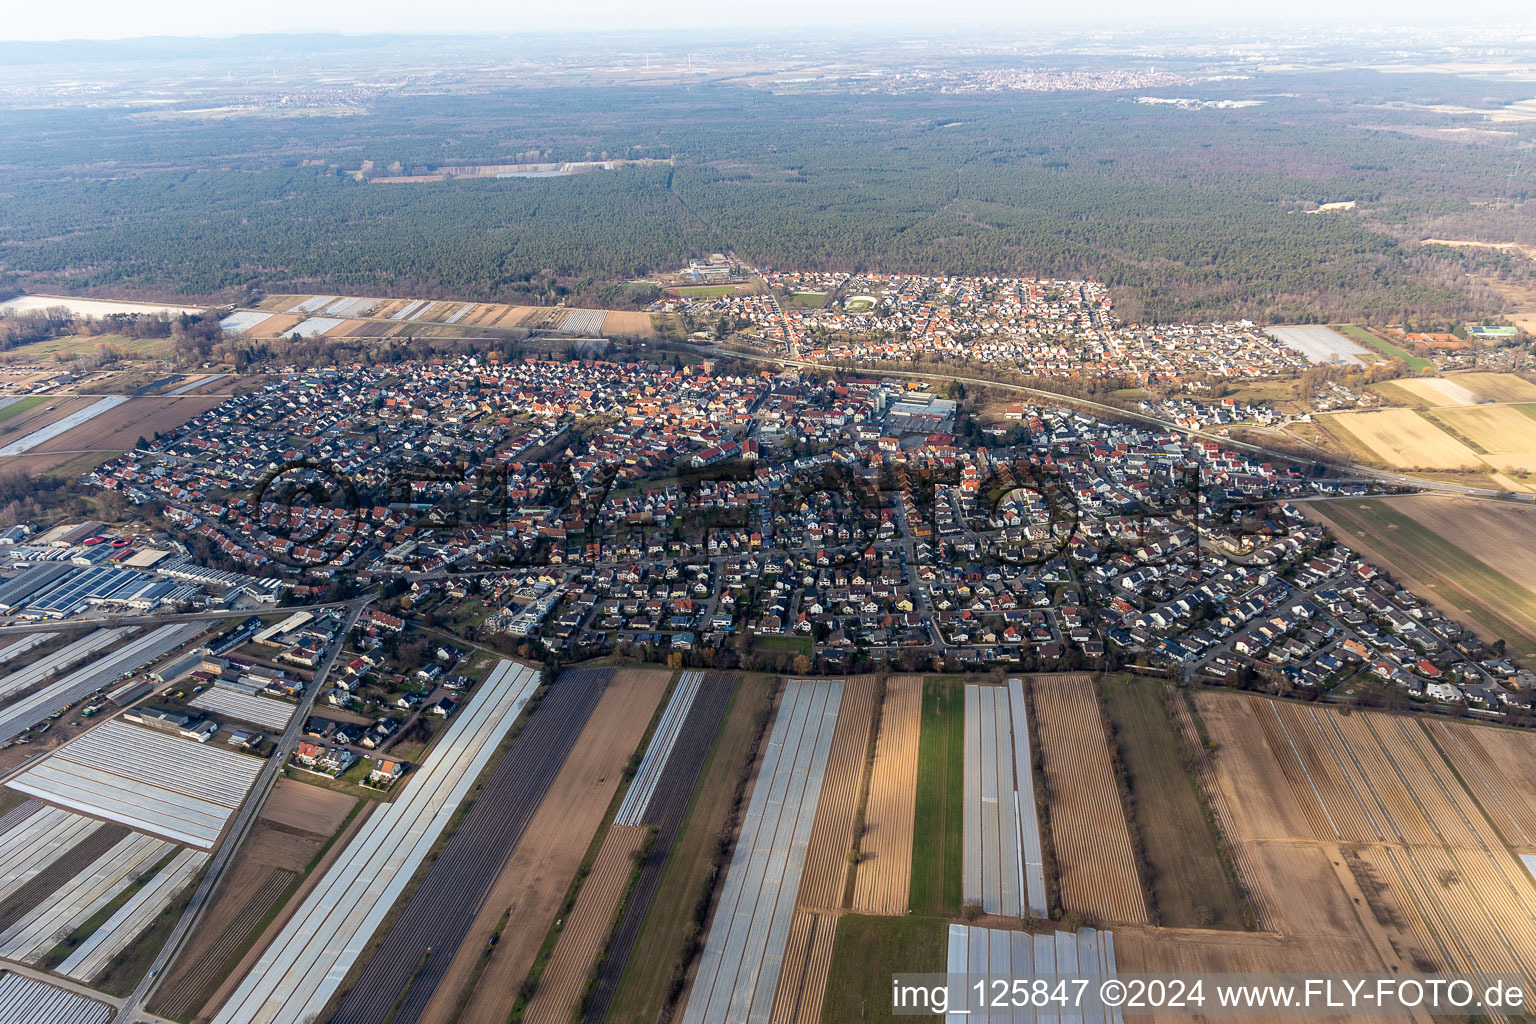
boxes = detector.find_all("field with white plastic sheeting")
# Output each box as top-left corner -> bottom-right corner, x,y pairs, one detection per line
0,396 -> 130,456
218,311 -> 275,335
945,923 -> 1121,1023
556,308 -> 607,333
58,847 -> 207,982
614,670 -> 702,827
287,295 -> 338,313
0,832 -> 173,963
0,633 -> 57,667
7,718 -> 264,848
962,681 -> 1048,919
0,805 -> 107,902
0,971 -> 113,1024
210,659 -> 540,1024
0,622 -> 204,744
1266,325 -> 1370,366
680,677 -> 843,1024
189,685 -> 295,731
288,317 -> 343,338
0,295 -> 202,318
0,628 -> 121,700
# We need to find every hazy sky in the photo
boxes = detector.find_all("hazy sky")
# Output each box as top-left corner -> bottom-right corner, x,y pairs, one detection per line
4,0 -> 1535,42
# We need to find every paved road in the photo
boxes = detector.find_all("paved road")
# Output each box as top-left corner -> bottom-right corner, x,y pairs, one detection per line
677,344 -> 1536,503
117,595 -> 372,1024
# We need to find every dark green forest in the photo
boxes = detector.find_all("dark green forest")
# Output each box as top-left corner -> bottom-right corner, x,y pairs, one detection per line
1,70 -> 1532,321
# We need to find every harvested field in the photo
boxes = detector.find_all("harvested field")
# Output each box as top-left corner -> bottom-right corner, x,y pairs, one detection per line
1451,371 -> 1536,403
494,305 -> 538,328
679,678 -> 844,1024
596,673 -> 763,1024
796,675 -> 876,912
1379,376 -> 1480,407
1319,408 -> 1482,469
1097,674 -> 1246,930
247,314 -> 304,337
1428,719 -> 1536,847
1432,403 -> 1536,471
341,319 -> 397,338
1305,497 -> 1536,659
1194,691 -> 1536,981
523,824 -> 649,1024
1031,674 -> 1148,924
766,909 -> 836,1024
852,675 -> 920,915
3,395 -> 224,459
210,660 -> 542,1024
601,311 -> 656,337
423,667 -> 670,1024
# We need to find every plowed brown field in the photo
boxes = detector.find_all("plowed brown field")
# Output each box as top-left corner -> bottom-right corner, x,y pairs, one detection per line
851,675 -> 921,915
1032,675 -> 1148,924
523,824 -> 649,1024
796,676 -> 876,913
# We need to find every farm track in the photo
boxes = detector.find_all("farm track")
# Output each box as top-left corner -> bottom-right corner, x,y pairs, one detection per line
524,825 -> 650,1024
155,867 -> 297,1021
0,823 -> 126,931
1166,691 -> 1274,931
851,675 -> 921,916
580,672 -> 736,1024
767,909 -> 836,1024
796,675 -> 876,912
1033,675 -> 1147,924
331,669 -> 607,1024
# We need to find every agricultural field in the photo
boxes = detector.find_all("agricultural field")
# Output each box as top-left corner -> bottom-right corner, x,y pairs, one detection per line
819,915 -> 945,1024
1031,674 -> 1148,925
1304,497 -> 1536,660
1266,325 -> 1370,366
0,393 -> 225,474
210,660 -> 542,1024
1337,324 -> 1431,370
0,971 -> 113,1024
852,675 -> 921,916
151,779 -> 359,1021
1318,408 -> 1483,470
962,683 -> 1026,918
1430,403 -> 1536,472
600,310 -> 656,337
678,678 -> 843,1024
1096,675 -> 1246,930
421,667 -> 669,1024
909,680 -> 963,917
601,673 -> 769,1024
1185,692 -> 1536,983
1450,372 -> 1536,403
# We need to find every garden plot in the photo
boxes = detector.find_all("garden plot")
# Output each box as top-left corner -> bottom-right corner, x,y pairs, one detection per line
0,972 -> 112,1024
190,685 -> 295,731
58,846 -> 206,982
0,832 -> 172,963
210,659 -> 540,1024
6,717 -> 264,848
680,677 -> 843,1024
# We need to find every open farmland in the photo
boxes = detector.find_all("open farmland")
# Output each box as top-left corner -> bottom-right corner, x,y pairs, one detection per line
1266,325 -> 1369,366
0,972 -> 113,1024
59,847 -> 207,983
1376,375 -> 1481,407
0,397 -> 95,451
1319,408 -> 1483,470
795,675 -> 875,913
1031,674 -> 1148,925
601,311 -> 657,337
1097,674 -> 1246,930
1186,692 -> 1536,982
1449,372 -> 1536,403
947,923 -> 1121,1019
522,824 -> 650,1024
416,667 -> 669,1024
597,672 -> 765,1024
209,659 -> 541,1024
1304,497 -> 1536,659
679,678 -> 843,1024
0,295 -> 203,318
0,394 -> 226,474
152,779 -> 360,1021
909,679 -> 963,917
1431,403 -> 1536,472
852,675 -> 921,915
1423,719 -> 1536,848
963,683 -> 1026,918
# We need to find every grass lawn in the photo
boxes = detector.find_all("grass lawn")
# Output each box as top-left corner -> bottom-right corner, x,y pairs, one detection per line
789,292 -> 827,307
13,332 -> 174,360
909,679 -> 962,917
1097,674 -> 1247,929
1338,324 -> 1432,371
674,284 -> 741,298
606,673 -> 769,1024
820,914 -> 946,1023
0,396 -> 48,423
755,634 -> 812,655
1313,499 -> 1536,659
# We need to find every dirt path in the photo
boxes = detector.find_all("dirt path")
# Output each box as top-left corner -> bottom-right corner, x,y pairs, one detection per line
851,675 -> 920,915
422,668 -> 670,1024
